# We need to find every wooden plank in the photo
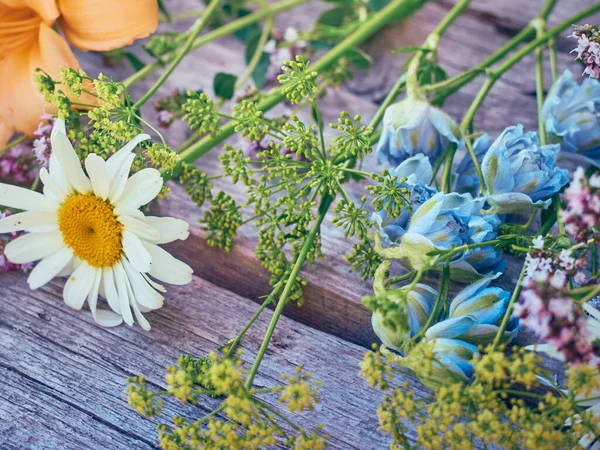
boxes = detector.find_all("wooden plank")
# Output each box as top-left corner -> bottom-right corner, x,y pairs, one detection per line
0,271 -> 438,449
138,0 -> 598,347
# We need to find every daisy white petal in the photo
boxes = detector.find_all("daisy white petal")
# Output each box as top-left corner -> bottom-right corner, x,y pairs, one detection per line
48,152 -> 73,195
0,182 -> 58,212
51,126 -> 92,194
122,231 -> 152,273
102,266 -> 122,314
144,216 -> 190,244
0,211 -> 57,233
114,261 -> 134,326
108,153 -> 136,203
105,133 -> 151,181
143,242 -> 193,285
86,269 -> 122,327
85,154 -> 110,200
122,258 -> 164,310
119,215 -> 160,241
4,231 -> 64,264
142,272 -> 166,293
87,268 -> 102,318
39,168 -> 67,203
27,247 -> 74,290
115,168 -> 163,211
63,262 -> 97,310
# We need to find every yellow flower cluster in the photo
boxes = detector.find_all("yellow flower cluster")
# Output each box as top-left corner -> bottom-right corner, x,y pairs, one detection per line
362,345 -> 600,449
280,367 -> 321,413
127,352 -> 328,449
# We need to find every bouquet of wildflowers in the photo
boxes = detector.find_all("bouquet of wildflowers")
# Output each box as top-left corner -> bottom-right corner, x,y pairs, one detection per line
2,0 -> 600,448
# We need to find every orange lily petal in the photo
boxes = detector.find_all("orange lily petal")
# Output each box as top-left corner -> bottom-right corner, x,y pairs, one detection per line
0,0 -> 59,22
0,23 -> 78,136
58,0 -> 158,51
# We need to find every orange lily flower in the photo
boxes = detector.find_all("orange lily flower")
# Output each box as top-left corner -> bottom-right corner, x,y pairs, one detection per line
0,0 -> 159,146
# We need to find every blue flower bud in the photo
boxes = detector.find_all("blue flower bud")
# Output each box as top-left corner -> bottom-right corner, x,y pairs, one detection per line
371,283 -> 438,351
425,274 -> 519,347
482,124 -> 568,214
542,70 -> 600,164
375,97 -> 463,167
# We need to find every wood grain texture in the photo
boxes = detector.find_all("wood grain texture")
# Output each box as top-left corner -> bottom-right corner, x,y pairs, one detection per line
2,0 -> 598,448
0,271 -> 436,449
145,0 -> 599,346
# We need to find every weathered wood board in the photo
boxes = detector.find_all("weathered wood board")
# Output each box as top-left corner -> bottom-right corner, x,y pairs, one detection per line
0,271 -> 434,449
1,0 -> 599,448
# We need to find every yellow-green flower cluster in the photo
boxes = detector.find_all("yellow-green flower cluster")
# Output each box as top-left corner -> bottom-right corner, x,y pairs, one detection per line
362,345 -> 600,449
128,352 -> 328,450
279,367 -> 322,413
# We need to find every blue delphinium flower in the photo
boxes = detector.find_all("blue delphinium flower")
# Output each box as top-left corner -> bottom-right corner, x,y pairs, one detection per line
371,154 -> 437,244
482,124 -> 568,214
542,70 -> 600,163
413,275 -> 519,383
465,200 -> 505,275
375,97 -> 463,168
425,274 -> 519,346
453,134 -> 490,195
376,191 -> 504,282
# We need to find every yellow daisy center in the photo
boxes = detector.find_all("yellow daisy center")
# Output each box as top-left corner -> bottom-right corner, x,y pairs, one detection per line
58,194 -> 123,268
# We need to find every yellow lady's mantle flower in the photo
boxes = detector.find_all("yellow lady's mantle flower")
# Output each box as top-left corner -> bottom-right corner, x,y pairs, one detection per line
0,119 -> 192,330
0,0 -> 159,144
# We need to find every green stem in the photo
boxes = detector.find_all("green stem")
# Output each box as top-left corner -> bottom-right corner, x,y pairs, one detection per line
172,0 -> 430,176
132,0 -> 221,110
123,0 -> 306,88
224,287 -> 279,353
245,197 -> 331,387
235,0 -> 274,91
405,0 -> 470,97
424,0 -> 583,98
368,73 -> 407,130
491,264 -> 526,350
0,135 -> 27,155
534,19 -> 547,145
410,265 -> 449,343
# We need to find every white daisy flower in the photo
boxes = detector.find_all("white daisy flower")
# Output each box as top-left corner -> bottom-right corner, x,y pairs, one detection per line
0,119 -> 193,330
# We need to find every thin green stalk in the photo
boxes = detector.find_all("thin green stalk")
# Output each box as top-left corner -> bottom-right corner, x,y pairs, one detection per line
406,0 -> 470,96
410,265 -> 449,343
235,0 -> 274,91
132,0 -> 221,110
224,291 -> 277,353
0,135 -> 26,155
245,197 -> 331,387
491,264 -> 526,349
534,19 -> 547,145
548,38 -> 558,81
173,0 -> 430,176
368,73 -> 407,131
425,0 -> 591,98
123,0 -> 307,88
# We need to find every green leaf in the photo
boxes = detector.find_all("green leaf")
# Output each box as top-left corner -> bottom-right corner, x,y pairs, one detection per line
342,48 -> 372,70
158,0 -> 170,20
251,53 -> 270,88
368,0 -> 387,11
243,30 -> 271,88
213,72 -> 237,100
318,7 -> 349,27
234,9 -> 262,41
123,52 -> 146,71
